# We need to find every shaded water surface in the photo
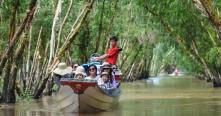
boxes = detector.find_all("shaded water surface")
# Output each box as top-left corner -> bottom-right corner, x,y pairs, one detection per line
1,76 -> 221,116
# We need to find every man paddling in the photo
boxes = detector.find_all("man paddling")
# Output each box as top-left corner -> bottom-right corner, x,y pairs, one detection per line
95,36 -> 122,65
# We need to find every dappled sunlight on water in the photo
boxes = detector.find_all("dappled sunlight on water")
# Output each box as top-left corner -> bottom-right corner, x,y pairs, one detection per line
1,76 -> 221,116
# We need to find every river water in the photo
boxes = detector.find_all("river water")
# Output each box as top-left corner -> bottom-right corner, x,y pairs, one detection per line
1,76 -> 221,116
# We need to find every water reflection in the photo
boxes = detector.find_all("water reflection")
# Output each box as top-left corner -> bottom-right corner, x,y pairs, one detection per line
1,77 -> 221,116
151,77 -> 161,85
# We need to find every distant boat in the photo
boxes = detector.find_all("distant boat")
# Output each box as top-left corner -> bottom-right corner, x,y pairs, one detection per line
56,79 -> 121,113
169,70 -> 187,77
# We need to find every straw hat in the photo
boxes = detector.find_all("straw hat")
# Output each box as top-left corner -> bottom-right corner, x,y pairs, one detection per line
101,62 -> 111,69
101,72 -> 109,77
53,62 -> 72,76
74,66 -> 87,76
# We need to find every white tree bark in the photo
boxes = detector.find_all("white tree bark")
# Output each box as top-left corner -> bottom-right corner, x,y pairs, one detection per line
56,0 -> 74,54
192,0 -> 208,17
49,0 -> 63,63
26,26 -> 32,74
66,6 -> 87,40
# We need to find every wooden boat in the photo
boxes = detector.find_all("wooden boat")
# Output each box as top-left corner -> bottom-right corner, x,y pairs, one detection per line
56,79 -> 121,113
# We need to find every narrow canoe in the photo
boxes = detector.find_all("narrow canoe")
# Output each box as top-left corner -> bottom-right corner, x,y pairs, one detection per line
56,79 -> 120,113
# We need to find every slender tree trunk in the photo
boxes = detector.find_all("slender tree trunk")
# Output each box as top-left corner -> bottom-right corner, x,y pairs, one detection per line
26,26 -> 32,78
33,0 -> 95,99
197,0 -> 221,44
56,0 -> 74,53
126,63 -> 135,81
49,0 -> 63,63
2,60 -> 12,102
145,47 -> 154,78
6,37 -> 28,103
15,82 -> 21,96
1,0 -> 20,100
33,59 -> 48,97
123,44 -> 143,76
27,27 -> 42,91
8,0 -> 19,43
33,75 -> 50,99
191,40 -> 218,81
0,0 -> 37,75
120,39 -> 137,68
0,0 -> 3,23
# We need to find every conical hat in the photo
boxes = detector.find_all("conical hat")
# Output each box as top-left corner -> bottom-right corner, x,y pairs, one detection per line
53,62 -> 72,76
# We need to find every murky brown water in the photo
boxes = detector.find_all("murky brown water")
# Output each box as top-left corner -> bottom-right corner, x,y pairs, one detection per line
1,76 -> 221,116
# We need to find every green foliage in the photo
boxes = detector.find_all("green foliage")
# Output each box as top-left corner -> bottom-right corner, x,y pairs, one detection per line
206,47 -> 221,66
17,90 -> 34,102
1,0 -> 221,97
135,0 -> 221,77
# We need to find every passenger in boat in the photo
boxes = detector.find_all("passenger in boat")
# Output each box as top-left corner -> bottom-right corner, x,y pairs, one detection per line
72,63 -> 79,77
94,36 -> 122,65
99,72 -> 114,89
101,62 -> 112,79
74,66 -> 86,80
101,62 -> 119,88
85,64 -> 99,80
53,62 -> 73,79
52,62 -> 73,92
72,63 -> 79,72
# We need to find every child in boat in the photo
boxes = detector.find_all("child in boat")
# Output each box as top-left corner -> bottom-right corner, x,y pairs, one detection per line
99,72 -> 114,89
85,64 -> 100,80
74,66 -> 86,80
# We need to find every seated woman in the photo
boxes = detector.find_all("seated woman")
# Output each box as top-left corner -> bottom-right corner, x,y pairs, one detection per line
101,62 -> 112,77
85,64 -> 100,80
71,63 -> 79,77
52,62 -> 73,92
74,66 -> 86,80
53,62 -> 73,77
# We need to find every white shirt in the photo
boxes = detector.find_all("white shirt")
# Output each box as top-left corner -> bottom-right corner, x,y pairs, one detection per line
85,75 -> 100,80
97,78 -> 104,85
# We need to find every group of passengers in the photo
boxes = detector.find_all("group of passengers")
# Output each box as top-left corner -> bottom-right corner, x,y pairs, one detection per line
53,62 -> 119,90
53,36 -> 121,90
